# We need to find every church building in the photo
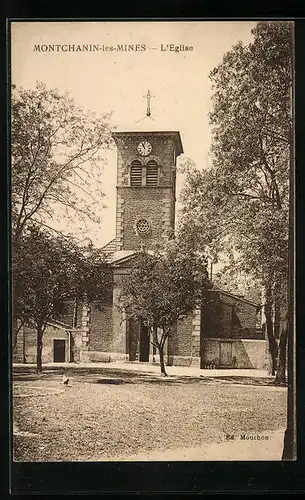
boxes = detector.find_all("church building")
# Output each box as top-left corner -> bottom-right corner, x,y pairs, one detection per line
15,93 -> 267,369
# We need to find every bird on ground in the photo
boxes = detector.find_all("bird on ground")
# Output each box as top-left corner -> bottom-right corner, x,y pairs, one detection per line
62,373 -> 69,386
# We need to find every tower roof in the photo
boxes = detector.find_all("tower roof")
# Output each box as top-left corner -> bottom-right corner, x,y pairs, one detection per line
112,90 -> 184,155
115,114 -> 167,133
113,116 -> 184,155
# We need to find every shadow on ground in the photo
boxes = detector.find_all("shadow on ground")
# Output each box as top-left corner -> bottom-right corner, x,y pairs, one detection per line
209,376 -> 287,387
13,366 -> 284,387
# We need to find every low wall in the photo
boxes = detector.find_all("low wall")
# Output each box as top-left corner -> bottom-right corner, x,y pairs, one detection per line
79,351 -> 200,367
16,325 -> 70,364
167,355 -> 200,367
202,338 -> 266,369
80,350 -> 128,363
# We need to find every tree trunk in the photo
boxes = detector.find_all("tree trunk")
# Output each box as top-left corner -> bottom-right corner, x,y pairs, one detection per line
36,327 -> 44,373
158,345 -> 167,376
274,300 -> 281,339
152,325 -> 158,363
22,326 -> 26,364
265,294 -> 278,375
275,318 -> 288,385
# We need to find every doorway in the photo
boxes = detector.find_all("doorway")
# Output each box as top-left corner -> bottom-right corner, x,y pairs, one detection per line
219,341 -> 233,366
128,319 -> 139,361
128,320 -> 150,362
139,323 -> 150,362
53,339 -> 66,362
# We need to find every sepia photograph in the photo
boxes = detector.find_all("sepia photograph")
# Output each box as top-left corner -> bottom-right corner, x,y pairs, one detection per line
10,20 -> 295,464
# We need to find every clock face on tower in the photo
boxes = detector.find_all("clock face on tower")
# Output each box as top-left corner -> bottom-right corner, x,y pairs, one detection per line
137,141 -> 152,156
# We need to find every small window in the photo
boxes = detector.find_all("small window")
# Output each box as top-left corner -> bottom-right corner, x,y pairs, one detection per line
130,160 -> 142,186
146,160 -> 158,186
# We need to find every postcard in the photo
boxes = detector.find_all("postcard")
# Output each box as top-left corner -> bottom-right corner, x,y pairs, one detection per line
10,20 -> 295,470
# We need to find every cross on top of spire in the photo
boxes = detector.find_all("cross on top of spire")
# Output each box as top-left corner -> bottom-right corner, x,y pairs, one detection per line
143,90 -> 154,117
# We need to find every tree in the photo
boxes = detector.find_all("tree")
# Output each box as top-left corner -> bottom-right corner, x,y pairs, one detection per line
11,81 -> 113,352
179,21 -> 292,382
120,241 -> 210,376
15,227 -> 111,371
11,81 -> 113,242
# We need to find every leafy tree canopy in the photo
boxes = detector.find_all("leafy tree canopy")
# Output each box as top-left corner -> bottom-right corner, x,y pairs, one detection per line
179,21 -> 291,296
12,81 -> 113,244
15,227 -> 112,331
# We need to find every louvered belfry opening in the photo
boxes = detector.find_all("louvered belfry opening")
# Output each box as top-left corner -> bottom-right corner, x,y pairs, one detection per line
130,160 -> 142,186
146,160 -> 158,186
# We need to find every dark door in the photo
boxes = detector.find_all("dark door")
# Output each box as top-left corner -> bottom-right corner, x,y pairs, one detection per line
128,319 -> 140,361
139,323 -> 150,362
53,339 -> 66,362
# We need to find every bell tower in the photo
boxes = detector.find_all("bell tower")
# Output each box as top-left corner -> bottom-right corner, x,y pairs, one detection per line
112,91 -> 184,251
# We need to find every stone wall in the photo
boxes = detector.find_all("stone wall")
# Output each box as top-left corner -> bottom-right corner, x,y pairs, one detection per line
17,324 -> 70,364
201,338 -> 266,369
167,311 -> 201,367
57,300 -> 83,328
202,291 -> 260,339
70,329 -> 82,363
88,304 -> 113,352
113,132 -> 177,251
191,308 -> 201,364
168,315 -> 192,357
117,187 -> 175,250
218,292 -> 257,334
112,269 -> 128,355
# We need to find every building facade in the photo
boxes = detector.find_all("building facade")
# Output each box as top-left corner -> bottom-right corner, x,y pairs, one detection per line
15,102 -> 267,369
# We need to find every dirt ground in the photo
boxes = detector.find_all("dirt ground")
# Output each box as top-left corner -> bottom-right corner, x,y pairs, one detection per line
13,365 -> 287,462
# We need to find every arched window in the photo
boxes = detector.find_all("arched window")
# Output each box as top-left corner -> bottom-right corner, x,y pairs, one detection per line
130,160 -> 142,186
146,160 -> 158,186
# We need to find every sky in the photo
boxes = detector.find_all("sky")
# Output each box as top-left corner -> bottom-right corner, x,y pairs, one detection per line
11,21 -> 256,247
